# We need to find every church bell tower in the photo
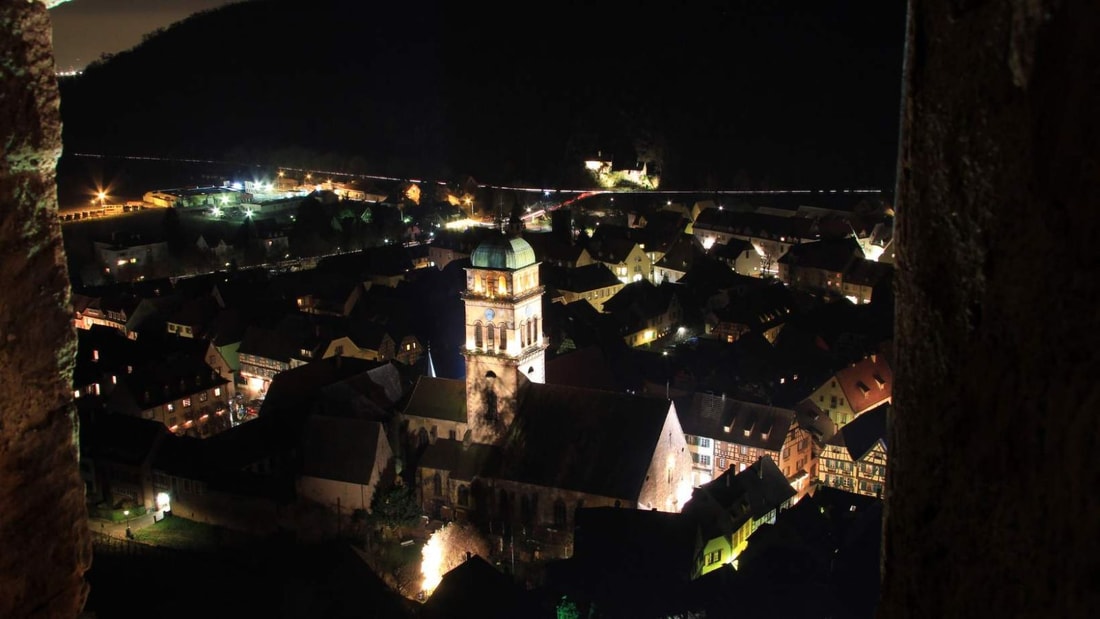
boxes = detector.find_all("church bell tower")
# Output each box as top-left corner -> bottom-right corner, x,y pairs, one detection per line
462,208 -> 546,444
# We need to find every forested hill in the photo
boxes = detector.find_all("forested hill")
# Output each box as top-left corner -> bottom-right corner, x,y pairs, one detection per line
58,0 -> 907,190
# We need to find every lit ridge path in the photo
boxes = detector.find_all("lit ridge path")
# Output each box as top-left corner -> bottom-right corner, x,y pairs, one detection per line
69,152 -> 884,222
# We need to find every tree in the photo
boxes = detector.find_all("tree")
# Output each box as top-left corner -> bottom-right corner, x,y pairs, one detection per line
368,484 -> 422,534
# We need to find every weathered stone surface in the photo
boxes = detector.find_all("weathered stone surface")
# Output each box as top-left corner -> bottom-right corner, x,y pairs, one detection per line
882,1 -> 1100,618
0,3 -> 90,618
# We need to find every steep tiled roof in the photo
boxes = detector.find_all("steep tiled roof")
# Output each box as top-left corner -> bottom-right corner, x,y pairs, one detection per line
238,325 -> 295,362
674,393 -> 794,452
418,438 -> 501,482
839,402 -> 888,461
540,262 -> 621,294
654,234 -> 705,272
403,376 -> 467,423
777,237 -> 864,273
694,455 -> 795,522
422,555 -> 527,619
843,258 -> 893,287
109,350 -> 227,412
589,237 -> 640,264
545,345 -> 619,392
694,209 -> 819,241
84,413 -> 168,466
836,352 -> 892,416
301,416 -> 386,484
496,384 -> 673,500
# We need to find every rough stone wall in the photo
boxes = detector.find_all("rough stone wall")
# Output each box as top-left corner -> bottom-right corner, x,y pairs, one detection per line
882,1 -> 1100,618
0,2 -> 90,618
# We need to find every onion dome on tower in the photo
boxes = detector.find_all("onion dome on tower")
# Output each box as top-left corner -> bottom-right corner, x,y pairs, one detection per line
470,204 -> 536,270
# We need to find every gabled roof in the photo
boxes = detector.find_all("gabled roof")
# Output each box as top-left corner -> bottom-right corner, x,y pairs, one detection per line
692,455 -> 795,522
674,393 -> 794,452
709,237 -> 755,261
418,438 -> 501,481
165,294 -> 221,330
843,258 -> 894,287
238,324 -> 296,362
676,255 -> 761,290
74,325 -> 144,386
496,384 -> 673,501
315,244 -> 415,278
694,208 -> 819,241
836,351 -> 892,415
83,412 -> 169,466
270,269 -> 362,308
151,432 -> 215,480
571,507 -> 700,583
545,345 -> 619,392
344,320 -> 391,351
314,371 -> 396,424
602,279 -> 680,322
301,416 -> 387,484
589,236 -> 641,264
109,350 -> 227,412
654,234 -> 706,272
207,307 -> 248,346
540,262 -> 621,294
260,357 -> 381,420
422,555 -> 527,619
402,376 -> 467,423
428,226 -> 501,253
523,230 -> 587,264
777,236 -> 864,273
711,280 -> 798,332
839,402 -> 888,461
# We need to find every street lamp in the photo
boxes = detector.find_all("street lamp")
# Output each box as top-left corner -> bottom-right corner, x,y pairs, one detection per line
123,509 -> 132,539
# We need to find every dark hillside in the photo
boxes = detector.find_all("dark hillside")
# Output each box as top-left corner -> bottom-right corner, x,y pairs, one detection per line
59,0 -> 906,190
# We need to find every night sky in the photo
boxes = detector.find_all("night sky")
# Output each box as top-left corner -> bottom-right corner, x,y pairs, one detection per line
49,0 -> 242,70
51,0 -> 908,192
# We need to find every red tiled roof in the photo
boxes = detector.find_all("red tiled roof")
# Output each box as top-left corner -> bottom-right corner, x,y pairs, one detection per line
836,351 -> 893,416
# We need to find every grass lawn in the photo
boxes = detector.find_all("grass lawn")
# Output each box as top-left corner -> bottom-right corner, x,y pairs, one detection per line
131,516 -> 225,551
375,539 -> 422,572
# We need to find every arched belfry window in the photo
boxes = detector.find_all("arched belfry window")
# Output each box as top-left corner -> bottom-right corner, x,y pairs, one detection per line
499,324 -> 507,350
526,321 -> 533,346
487,322 -> 495,349
474,321 -> 483,348
533,317 -> 539,343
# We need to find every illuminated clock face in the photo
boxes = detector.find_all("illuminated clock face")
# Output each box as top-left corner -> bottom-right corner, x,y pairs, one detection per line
484,308 -> 495,321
